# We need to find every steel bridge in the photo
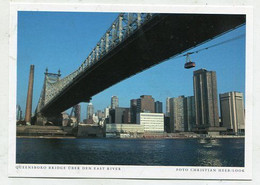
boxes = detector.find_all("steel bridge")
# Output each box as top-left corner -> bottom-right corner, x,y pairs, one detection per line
35,13 -> 245,120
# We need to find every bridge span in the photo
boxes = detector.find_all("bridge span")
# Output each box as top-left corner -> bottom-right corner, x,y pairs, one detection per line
36,13 -> 245,118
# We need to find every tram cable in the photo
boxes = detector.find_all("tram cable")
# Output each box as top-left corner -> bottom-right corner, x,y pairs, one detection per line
171,34 -> 245,69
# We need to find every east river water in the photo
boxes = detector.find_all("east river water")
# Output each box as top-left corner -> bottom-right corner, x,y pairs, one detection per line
16,138 -> 244,167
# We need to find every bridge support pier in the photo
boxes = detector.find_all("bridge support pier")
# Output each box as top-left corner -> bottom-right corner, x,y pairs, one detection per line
35,113 -> 62,126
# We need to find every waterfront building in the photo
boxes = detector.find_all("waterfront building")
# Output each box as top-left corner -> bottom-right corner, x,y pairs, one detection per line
106,113 -> 164,136
111,96 -> 119,109
219,92 -> 245,134
166,97 -> 170,117
193,69 -> 219,128
168,96 -> 195,132
109,107 -> 129,123
137,95 -> 155,113
184,96 -> 195,131
130,99 -> 138,123
87,103 -> 94,119
164,115 -> 171,133
106,123 -> 144,138
106,123 -> 144,134
154,101 -> 163,113
169,96 -> 185,132
137,113 -> 164,133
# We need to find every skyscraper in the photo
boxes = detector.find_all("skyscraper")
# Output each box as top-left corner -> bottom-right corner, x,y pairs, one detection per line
154,101 -> 163,113
169,96 -> 185,132
193,69 -> 219,128
219,92 -> 245,134
166,97 -> 170,116
87,103 -> 94,119
184,96 -> 195,131
137,95 -> 155,113
111,96 -> 119,109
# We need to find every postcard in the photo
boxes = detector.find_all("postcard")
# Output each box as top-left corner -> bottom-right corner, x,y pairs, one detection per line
8,3 -> 253,179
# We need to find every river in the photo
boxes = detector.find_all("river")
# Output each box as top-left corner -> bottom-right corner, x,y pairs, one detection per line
16,138 -> 244,167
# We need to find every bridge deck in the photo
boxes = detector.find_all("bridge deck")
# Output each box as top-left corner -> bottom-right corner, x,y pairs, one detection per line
41,14 -> 245,116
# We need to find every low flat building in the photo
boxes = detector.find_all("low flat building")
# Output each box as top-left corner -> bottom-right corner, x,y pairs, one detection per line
106,113 -> 164,137
137,113 -> 164,133
106,123 -> 144,134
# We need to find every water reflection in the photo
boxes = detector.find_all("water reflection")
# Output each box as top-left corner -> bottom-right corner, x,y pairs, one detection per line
196,148 -> 223,166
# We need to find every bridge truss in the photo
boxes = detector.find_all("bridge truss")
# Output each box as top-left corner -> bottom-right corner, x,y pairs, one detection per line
36,13 -> 156,113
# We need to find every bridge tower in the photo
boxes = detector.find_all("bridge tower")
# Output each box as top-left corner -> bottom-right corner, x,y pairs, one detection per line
35,68 -> 63,126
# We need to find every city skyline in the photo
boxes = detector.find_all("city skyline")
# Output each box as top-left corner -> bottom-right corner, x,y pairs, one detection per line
17,12 -> 245,121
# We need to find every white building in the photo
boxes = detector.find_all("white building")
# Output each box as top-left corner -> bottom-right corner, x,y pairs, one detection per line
104,107 -> 110,118
106,124 -> 144,133
219,91 -> 245,134
87,103 -> 94,119
106,113 -> 164,136
137,113 -> 164,133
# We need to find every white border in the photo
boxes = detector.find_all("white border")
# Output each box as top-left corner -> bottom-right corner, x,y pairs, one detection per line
8,3 -> 253,179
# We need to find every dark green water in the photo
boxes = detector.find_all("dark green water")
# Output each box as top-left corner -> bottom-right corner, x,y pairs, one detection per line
16,138 -> 244,167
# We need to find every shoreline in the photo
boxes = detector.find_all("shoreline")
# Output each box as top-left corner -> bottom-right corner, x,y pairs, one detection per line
16,135 -> 245,139
16,136 -> 77,139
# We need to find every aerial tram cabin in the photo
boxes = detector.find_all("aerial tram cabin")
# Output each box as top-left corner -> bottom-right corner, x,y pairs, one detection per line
184,61 -> 196,69
184,53 -> 195,69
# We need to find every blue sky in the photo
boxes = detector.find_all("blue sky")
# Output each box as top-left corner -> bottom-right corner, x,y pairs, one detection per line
17,11 -> 245,120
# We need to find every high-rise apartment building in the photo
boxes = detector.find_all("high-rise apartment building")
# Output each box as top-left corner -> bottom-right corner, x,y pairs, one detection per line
111,96 -> 119,109
154,101 -> 163,113
184,96 -> 195,131
169,96 -> 195,132
193,69 -> 219,128
169,96 -> 185,132
87,103 -> 94,119
137,95 -> 155,113
219,92 -> 245,134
